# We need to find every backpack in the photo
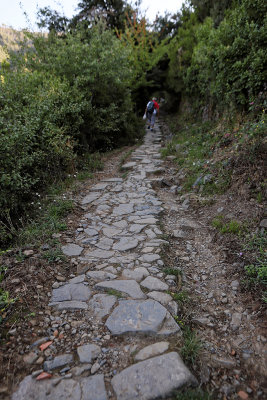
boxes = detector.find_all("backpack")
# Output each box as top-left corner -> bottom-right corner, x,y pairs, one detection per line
147,101 -> 154,113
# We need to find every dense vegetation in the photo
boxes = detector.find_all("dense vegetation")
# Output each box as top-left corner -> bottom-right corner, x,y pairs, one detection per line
0,0 -> 266,245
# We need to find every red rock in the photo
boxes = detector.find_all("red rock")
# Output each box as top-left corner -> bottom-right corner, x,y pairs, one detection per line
53,330 -> 59,337
36,372 -> 52,381
238,391 -> 249,399
39,341 -> 52,351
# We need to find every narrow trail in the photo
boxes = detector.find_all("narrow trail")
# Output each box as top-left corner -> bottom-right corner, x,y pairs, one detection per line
12,124 -> 198,399
10,122 -> 266,400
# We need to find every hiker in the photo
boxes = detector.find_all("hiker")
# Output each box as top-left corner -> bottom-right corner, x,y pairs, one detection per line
145,97 -> 159,131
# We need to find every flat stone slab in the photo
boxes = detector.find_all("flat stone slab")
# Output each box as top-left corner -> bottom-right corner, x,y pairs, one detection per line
129,224 -> 146,233
113,238 -> 139,251
62,244 -> 83,256
50,283 -> 91,303
111,352 -> 197,400
91,183 -> 109,191
86,271 -> 116,281
113,204 -> 134,216
88,294 -> 117,320
12,375 -> 108,400
141,277 -> 168,291
102,178 -> 123,182
44,354 -> 73,371
122,267 -> 149,282
139,253 -> 160,262
147,291 -> 172,305
85,249 -> 115,259
50,300 -> 88,310
69,275 -> 85,284
103,227 -> 122,238
134,342 -> 169,361
95,280 -> 146,299
95,238 -> 114,250
77,344 -> 101,363
106,299 -> 169,335
121,162 -> 136,169
134,218 -> 157,224
84,228 -> 99,237
81,192 -> 100,205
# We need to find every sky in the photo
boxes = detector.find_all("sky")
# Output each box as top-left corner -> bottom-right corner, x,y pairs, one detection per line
0,0 -> 185,31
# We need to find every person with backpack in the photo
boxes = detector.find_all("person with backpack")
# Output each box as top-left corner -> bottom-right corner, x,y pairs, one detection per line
145,97 -> 159,131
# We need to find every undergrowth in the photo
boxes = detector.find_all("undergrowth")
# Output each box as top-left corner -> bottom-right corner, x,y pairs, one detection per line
162,111 -> 266,197
242,231 -> 267,302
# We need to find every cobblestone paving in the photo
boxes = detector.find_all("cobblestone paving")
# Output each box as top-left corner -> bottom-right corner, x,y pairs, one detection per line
12,125 -> 197,400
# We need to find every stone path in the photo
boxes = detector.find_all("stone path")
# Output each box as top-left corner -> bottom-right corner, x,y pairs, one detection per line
12,125 -> 197,399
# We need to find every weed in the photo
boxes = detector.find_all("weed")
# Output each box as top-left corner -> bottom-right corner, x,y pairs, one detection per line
107,289 -> 124,298
174,315 -> 185,328
221,220 -> 241,234
0,289 -> 16,324
241,231 -> 267,300
171,290 -> 189,305
119,150 -> 133,171
77,152 -> 104,172
160,233 -> 169,241
180,326 -> 202,365
211,215 -> 224,229
212,216 -> 245,235
24,312 -> 36,320
121,171 -> 128,179
42,247 -> 66,263
77,171 -> 93,181
17,199 -> 73,247
163,268 -> 182,277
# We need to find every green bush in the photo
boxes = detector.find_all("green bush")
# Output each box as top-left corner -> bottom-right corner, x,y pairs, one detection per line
0,24 -> 143,244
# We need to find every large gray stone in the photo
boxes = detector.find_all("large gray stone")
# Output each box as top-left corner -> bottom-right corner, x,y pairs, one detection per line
141,277 -> 168,291
12,375 -> 108,400
134,218 -> 157,224
80,375 -> 108,400
134,342 -> 169,361
129,224 -> 146,233
86,271 -> 116,281
44,354 -> 73,371
102,178 -> 123,182
121,162 -> 136,169
95,280 -> 146,300
106,300 -> 166,335
122,267 -> 149,282
50,300 -> 88,310
81,192 -> 100,205
139,254 -> 160,262
85,249 -> 115,259
62,244 -> 83,256
147,291 -> 172,305
77,344 -> 101,363
51,283 -> 91,303
91,183 -> 109,191
95,238 -> 114,250
113,204 -> 134,216
84,228 -> 99,237
12,376 -> 81,400
111,352 -> 197,400
88,294 -> 117,320
113,238 -> 139,251
102,227 -> 122,238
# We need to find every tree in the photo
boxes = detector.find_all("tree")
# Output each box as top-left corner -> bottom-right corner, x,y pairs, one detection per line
70,0 -> 138,31
37,7 -> 69,32
190,0 -> 233,26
